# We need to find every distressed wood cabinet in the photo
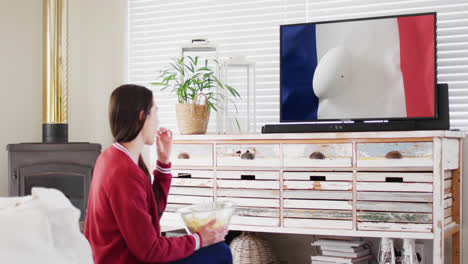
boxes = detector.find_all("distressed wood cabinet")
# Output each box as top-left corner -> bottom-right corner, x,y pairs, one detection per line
160,131 -> 464,263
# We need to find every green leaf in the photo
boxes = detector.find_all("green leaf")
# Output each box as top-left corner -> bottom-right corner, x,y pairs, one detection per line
235,118 -> 241,132
229,98 -> 239,112
214,77 -> 224,88
178,56 -> 185,65
197,67 -> 213,72
207,101 -> 217,112
188,56 -> 195,65
184,63 -> 194,73
226,85 -> 241,97
169,63 -> 182,74
151,82 -> 167,86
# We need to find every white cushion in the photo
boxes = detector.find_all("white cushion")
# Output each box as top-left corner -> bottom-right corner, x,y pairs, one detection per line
0,187 -> 93,264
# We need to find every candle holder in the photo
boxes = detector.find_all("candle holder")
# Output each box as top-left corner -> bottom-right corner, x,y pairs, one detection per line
219,55 -> 256,134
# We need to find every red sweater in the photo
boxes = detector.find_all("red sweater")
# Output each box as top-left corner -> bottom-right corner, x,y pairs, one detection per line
84,143 -> 200,264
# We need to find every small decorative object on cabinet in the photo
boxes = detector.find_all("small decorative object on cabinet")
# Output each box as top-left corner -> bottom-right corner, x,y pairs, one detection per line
152,55 -> 240,134
160,130 -> 464,263
219,55 -> 256,134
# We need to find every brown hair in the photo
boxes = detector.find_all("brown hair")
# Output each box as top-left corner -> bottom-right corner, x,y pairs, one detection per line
109,84 -> 153,179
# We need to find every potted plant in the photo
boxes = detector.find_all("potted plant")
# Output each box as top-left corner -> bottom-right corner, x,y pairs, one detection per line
152,56 -> 240,134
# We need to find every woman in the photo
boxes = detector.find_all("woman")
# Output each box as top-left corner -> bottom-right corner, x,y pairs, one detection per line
84,84 -> 232,264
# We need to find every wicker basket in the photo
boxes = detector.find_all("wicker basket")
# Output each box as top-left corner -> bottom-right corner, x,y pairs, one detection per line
175,94 -> 210,134
230,232 -> 281,264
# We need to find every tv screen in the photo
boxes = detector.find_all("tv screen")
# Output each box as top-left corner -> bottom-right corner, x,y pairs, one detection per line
280,13 -> 436,122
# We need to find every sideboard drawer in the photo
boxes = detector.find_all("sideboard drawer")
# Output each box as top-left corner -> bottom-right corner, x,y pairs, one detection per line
283,143 -> 352,168
172,169 -> 215,180
168,170 -> 214,210
172,144 -> 213,167
216,144 -> 280,168
357,172 -> 433,232
283,172 -> 353,191
284,172 -> 353,181
217,170 -> 279,181
162,169 -> 214,228
356,172 -> 433,192
217,170 -> 280,227
171,170 -> 214,188
357,142 -> 433,170
283,172 -> 353,230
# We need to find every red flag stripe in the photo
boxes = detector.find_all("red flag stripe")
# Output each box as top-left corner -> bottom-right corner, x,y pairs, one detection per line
397,14 -> 436,118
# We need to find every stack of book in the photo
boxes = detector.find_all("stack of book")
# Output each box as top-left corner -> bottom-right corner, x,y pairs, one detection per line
311,239 -> 373,264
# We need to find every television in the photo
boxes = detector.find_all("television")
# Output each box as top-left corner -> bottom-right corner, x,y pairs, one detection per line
275,12 -> 438,132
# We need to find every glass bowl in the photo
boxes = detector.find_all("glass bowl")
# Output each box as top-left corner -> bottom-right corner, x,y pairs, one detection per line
177,201 -> 235,234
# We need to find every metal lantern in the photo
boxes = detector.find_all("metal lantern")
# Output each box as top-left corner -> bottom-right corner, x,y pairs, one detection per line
219,56 -> 256,134
181,39 -> 218,59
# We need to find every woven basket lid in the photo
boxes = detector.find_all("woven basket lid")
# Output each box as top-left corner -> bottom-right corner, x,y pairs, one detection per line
230,232 -> 281,264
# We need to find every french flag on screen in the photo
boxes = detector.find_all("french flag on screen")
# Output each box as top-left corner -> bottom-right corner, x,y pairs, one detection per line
281,14 -> 435,121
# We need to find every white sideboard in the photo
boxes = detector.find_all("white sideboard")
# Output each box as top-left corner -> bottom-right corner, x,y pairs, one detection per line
159,130 -> 464,263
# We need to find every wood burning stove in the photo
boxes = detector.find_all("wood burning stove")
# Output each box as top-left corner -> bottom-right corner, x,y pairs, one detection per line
7,143 -> 101,221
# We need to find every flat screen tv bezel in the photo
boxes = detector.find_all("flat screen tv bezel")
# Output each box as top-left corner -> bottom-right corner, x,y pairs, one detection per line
279,12 -> 438,123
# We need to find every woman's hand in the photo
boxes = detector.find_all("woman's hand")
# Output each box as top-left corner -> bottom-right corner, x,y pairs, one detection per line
197,219 -> 229,247
156,127 -> 172,164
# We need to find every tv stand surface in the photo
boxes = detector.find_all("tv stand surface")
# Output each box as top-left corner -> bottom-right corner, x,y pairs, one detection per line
161,131 -> 464,263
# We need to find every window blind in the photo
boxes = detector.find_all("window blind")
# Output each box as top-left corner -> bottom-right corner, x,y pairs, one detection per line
128,0 -> 468,132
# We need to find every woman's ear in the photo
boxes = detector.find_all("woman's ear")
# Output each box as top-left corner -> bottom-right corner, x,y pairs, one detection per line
139,110 -> 145,121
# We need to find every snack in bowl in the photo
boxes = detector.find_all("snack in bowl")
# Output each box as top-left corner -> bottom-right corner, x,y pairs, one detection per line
177,201 -> 235,234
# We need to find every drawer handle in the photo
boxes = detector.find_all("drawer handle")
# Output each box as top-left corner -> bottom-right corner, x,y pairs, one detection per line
385,177 -> 403,182
241,150 -> 255,160
309,151 -> 326,160
385,151 -> 403,159
177,152 -> 190,159
178,173 -> 192,178
310,176 -> 326,181
241,175 -> 256,180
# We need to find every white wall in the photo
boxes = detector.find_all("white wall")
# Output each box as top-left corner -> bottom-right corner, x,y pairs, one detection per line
0,0 -> 126,197
0,0 -> 43,196
68,0 -> 127,148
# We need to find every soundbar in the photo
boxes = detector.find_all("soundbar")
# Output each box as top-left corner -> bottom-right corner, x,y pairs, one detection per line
262,84 -> 449,134
261,121 -> 416,133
